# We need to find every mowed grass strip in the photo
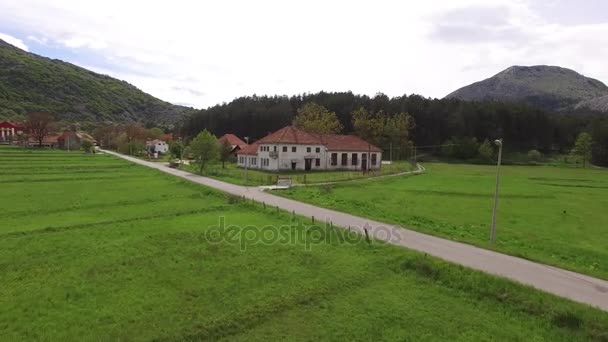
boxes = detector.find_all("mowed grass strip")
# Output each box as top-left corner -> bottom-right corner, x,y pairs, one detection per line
1,145 -> 608,340
279,162 -> 608,279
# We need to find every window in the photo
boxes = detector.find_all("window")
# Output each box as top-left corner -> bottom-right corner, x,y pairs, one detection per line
331,153 -> 338,166
292,146 -> 296,152
282,146 -> 287,152
315,158 -> 320,167
306,147 -> 311,153
251,157 -> 257,165
352,153 -> 358,166
273,146 -> 277,151
372,153 -> 377,166
316,147 -> 320,153
341,153 -> 347,166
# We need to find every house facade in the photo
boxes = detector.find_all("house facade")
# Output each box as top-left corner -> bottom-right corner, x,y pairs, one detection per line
58,131 -> 97,150
146,139 -> 169,154
0,121 -> 24,142
237,126 -> 382,171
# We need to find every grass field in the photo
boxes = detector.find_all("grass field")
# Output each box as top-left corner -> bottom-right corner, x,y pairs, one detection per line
181,160 -> 414,186
2,146 -> 608,340
279,162 -> 608,279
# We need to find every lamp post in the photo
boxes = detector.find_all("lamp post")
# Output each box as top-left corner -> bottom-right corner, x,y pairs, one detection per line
244,136 -> 249,185
490,139 -> 503,243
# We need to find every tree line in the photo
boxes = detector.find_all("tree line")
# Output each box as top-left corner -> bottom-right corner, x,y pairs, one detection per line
180,92 -> 608,166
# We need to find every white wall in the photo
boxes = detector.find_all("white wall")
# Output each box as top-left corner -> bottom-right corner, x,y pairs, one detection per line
237,144 -> 382,171
325,151 -> 382,171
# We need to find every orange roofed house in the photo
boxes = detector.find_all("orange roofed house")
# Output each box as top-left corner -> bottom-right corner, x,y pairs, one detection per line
218,133 -> 248,155
236,126 -> 382,171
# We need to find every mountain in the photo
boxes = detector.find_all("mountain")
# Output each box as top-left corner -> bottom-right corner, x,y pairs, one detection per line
576,94 -> 608,112
445,65 -> 608,112
0,39 -> 194,125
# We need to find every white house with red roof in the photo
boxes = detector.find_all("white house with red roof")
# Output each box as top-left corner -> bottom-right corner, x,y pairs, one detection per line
237,126 -> 382,171
0,121 -> 24,142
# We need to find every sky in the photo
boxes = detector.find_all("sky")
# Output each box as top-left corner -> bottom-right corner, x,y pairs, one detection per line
0,0 -> 607,109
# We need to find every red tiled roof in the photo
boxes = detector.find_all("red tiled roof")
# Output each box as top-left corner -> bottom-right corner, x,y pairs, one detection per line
76,132 -> 96,142
0,121 -> 23,129
238,143 -> 259,155
57,131 -> 97,143
256,126 -> 320,145
219,133 -> 247,147
248,126 -> 382,152
322,134 -> 382,152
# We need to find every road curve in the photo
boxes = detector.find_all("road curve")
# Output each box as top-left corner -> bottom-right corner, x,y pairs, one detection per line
103,150 -> 608,312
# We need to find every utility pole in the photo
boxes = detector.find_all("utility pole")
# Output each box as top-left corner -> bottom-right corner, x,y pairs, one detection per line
490,139 -> 503,243
244,136 -> 249,185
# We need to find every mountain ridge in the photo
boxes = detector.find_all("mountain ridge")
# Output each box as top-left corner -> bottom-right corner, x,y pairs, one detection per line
445,65 -> 608,112
0,39 -> 194,125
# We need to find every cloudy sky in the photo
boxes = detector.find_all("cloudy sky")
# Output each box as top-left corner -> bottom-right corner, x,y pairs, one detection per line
0,0 -> 607,108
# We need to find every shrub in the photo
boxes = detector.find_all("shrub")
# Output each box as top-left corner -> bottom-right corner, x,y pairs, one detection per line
80,139 -> 93,153
478,139 -> 494,161
527,149 -> 542,162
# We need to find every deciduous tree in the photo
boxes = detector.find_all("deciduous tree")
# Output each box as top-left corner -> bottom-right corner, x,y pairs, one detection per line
25,112 -> 54,147
219,139 -> 233,168
571,132 -> 593,168
190,130 -> 218,173
293,103 -> 343,134
478,139 -> 494,161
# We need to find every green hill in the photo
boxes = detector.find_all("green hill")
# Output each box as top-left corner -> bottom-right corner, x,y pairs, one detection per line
0,39 -> 194,125
445,65 -> 608,112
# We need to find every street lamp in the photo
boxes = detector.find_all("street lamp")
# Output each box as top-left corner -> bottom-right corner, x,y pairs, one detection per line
244,136 -> 250,185
490,139 -> 503,243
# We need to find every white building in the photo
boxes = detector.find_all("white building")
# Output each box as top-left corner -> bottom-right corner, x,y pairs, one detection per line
146,139 -> 169,154
237,126 -> 382,171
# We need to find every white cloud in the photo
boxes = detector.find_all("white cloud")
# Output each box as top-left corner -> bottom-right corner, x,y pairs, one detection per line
0,32 -> 29,51
0,0 -> 606,107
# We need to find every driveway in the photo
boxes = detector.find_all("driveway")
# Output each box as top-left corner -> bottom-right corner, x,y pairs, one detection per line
104,150 -> 608,311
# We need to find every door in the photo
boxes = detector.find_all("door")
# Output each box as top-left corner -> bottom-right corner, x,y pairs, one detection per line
291,162 -> 297,170
361,154 -> 368,171
305,158 -> 312,171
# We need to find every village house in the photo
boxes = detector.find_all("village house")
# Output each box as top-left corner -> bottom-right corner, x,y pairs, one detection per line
237,126 -> 382,171
57,131 -> 97,150
28,132 -> 61,148
0,121 -> 24,142
218,133 -> 248,155
146,139 -> 169,157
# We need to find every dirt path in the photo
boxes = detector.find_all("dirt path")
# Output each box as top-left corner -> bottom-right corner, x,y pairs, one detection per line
104,150 -> 608,311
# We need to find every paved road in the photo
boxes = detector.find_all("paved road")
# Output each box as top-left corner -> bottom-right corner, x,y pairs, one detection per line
104,150 -> 608,312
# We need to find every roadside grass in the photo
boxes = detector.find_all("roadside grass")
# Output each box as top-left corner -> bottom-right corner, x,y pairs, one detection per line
1,145 -> 608,340
278,162 -> 608,279
181,160 -> 414,186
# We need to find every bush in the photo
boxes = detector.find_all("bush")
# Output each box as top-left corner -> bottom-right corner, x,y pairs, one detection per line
478,139 -> 494,161
527,149 -> 542,162
80,139 -> 93,153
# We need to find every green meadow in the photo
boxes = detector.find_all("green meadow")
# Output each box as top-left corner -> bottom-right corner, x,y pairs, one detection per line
1,146 -> 608,340
279,162 -> 608,279
181,160 -> 414,186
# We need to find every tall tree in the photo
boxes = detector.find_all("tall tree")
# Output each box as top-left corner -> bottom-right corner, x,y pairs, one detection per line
571,132 -> 593,168
124,123 -> 147,155
293,103 -> 343,134
190,130 -> 218,173
25,112 -> 54,147
219,139 -> 233,168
